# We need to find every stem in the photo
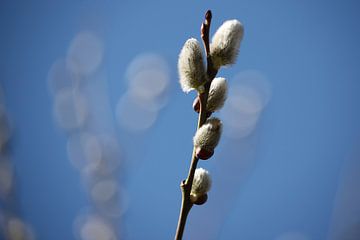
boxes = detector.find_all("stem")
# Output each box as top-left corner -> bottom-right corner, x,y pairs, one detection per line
175,181 -> 193,240
175,10 -> 218,240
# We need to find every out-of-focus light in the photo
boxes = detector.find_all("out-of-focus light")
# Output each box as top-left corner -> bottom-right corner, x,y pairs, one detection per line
221,70 -> 271,139
233,70 -> 272,106
221,86 -> 261,138
90,179 -> 118,203
230,85 -> 264,114
130,69 -> 169,99
80,162 -> 110,183
116,53 -> 170,132
116,93 -> 158,132
127,54 -> 170,98
79,136 -> 122,181
6,218 -> 35,240
0,158 -> 13,197
67,31 -> 104,77
127,88 -> 169,112
126,54 -> 169,89
100,135 -> 122,171
127,53 -> 170,109
47,59 -> 78,96
53,88 -> 88,130
95,185 -> 129,218
97,200 -> 125,218
76,215 -> 116,240
67,132 -> 102,170
275,232 -> 310,240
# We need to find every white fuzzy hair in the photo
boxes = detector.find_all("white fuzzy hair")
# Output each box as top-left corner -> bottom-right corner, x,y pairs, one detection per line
178,38 -> 207,93
210,20 -> 244,69
193,117 -> 222,151
191,168 -> 212,196
207,77 -> 228,112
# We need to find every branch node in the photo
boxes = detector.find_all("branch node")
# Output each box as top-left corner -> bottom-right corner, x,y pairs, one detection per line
180,180 -> 186,188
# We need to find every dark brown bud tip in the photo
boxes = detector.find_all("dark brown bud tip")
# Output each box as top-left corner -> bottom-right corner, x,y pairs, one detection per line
193,96 -> 200,113
193,194 -> 208,205
205,10 -> 212,22
196,147 -> 214,160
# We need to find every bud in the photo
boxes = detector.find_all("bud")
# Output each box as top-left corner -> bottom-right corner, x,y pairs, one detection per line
191,168 -> 212,197
192,96 -> 212,118
207,77 -> 228,112
192,96 -> 200,113
210,20 -> 244,69
192,77 -> 227,114
190,193 -> 208,205
195,147 -> 214,160
178,38 -> 207,93
193,117 -> 222,152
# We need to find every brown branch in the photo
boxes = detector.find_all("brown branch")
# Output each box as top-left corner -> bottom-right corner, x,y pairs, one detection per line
175,9 -> 218,240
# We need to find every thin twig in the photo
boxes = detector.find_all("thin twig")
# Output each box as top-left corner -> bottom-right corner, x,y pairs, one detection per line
175,10 -> 218,240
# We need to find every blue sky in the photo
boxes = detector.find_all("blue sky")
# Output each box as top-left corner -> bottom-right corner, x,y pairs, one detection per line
1,0 -> 360,239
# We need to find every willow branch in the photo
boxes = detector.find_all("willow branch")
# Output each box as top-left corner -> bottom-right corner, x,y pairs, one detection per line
175,10 -> 218,240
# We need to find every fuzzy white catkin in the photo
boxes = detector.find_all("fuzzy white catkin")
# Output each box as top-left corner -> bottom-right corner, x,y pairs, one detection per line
178,38 -> 207,93
191,168 -> 212,196
207,77 -> 228,112
193,117 -> 222,151
210,20 -> 244,69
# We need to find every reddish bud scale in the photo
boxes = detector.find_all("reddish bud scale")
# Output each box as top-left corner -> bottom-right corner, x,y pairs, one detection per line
196,147 -> 214,160
192,96 -> 213,118
193,96 -> 200,113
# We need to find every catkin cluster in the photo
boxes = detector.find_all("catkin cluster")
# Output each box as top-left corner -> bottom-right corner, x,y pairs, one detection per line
178,18 -> 244,204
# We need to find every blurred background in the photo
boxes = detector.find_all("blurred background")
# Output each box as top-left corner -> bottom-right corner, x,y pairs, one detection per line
1,0 -> 360,239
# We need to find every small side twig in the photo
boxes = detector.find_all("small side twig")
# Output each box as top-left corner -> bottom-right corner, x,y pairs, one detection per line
175,10 -> 217,240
